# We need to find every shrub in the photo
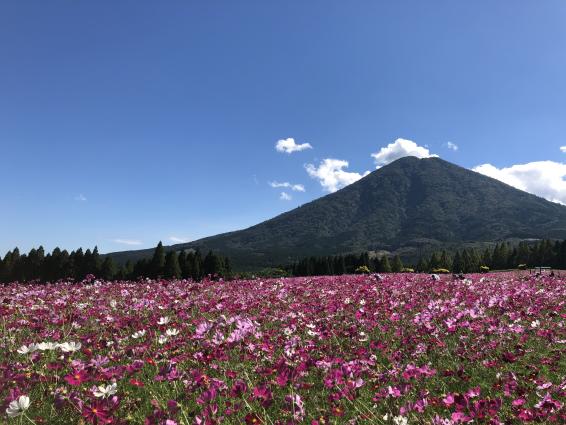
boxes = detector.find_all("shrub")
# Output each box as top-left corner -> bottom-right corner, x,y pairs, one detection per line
401,267 -> 414,273
355,265 -> 371,274
432,268 -> 450,274
518,264 -> 527,270
480,265 -> 490,273
258,268 -> 289,278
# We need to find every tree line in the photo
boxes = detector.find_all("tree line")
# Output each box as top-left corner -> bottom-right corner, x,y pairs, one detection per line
290,239 -> 566,276
0,242 -> 231,283
2,239 -> 565,283
420,240 -> 566,273
291,252 -> 404,276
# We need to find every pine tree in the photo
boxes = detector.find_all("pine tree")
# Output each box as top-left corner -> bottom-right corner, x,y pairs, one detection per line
164,251 -> 181,279
429,252 -> 440,270
224,257 -> 232,278
452,251 -> 462,273
481,248 -> 492,268
440,251 -> 450,270
193,250 -> 203,280
100,257 -> 116,280
178,251 -> 188,278
415,257 -> 426,272
150,242 -> 166,278
392,255 -> 403,272
334,256 -> 346,275
380,256 -> 392,273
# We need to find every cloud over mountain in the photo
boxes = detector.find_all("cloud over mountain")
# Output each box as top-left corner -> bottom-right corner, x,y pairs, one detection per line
371,138 -> 438,167
305,159 -> 369,193
473,161 -> 566,205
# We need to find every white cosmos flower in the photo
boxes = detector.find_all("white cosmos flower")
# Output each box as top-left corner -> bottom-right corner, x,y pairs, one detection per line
158,335 -> 168,345
37,342 -> 59,351
6,395 -> 30,417
17,344 -> 39,355
93,383 -> 117,398
393,415 -> 408,425
166,328 -> 179,337
157,316 -> 170,325
132,330 -> 146,339
531,320 -> 540,328
393,416 -> 409,425
59,342 -> 82,353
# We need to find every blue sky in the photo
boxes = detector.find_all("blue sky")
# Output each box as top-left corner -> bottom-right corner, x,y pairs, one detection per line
2,1 -> 566,256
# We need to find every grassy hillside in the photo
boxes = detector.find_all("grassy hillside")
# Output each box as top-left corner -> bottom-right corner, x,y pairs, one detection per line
108,157 -> 566,269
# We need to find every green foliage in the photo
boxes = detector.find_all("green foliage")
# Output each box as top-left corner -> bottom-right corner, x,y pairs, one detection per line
379,255 -> 392,273
355,265 -> 371,274
257,268 -> 289,278
164,251 -> 181,279
0,243 -> 232,283
480,265 -> 490,272
432,268 -> 450,274
391,255 -> 403,272
401,267 -> 414,273
149,241 -> 166,278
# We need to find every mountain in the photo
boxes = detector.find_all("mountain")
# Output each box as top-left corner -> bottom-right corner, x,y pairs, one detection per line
108,157 -> 566,269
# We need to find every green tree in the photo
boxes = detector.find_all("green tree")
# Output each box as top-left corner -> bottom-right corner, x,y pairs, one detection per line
451,251 -> 462,273
164,251 -> 181,279
391,255 -> 403,272
150,242 -> 166,278
380,255 -> 392,273
100,257 -> 117,280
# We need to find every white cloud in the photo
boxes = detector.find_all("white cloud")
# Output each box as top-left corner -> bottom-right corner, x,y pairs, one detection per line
279,192 -> 292,201
473,161 -> 566,205
305,159 -> 370,193
371,138 -> 438,167
560,146 -> 566,153
169,236 -> 189,243
113,239 -> 143,246
446,141 -> 459,151
269,181 -> 305,192
74,194 -> 87,201
275,137 -> 313,154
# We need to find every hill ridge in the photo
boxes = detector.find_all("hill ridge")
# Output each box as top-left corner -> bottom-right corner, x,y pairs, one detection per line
107,157 -> 566,269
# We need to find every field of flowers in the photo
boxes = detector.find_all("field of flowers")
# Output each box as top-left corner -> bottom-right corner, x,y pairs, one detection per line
1,272 -> 565,424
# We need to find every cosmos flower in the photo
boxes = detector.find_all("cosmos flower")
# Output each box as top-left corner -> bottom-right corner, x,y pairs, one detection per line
157,316 -> 170,325
81,402 -> 111,424
132,330 -> 146,339
393,415 -> 408,425
92,383 -> 117,398
6,395 -> 30,418
165,328 -> 179,337
17,344 -> 39,354
64,369 -> 90,386
37,341 -> 59,351
59,341 -> 82,353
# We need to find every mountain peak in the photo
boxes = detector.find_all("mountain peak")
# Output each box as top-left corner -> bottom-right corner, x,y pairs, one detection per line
109,158 -> 566,270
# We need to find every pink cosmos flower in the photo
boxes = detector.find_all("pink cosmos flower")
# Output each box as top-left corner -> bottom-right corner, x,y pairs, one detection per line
64,370 -> 90,386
